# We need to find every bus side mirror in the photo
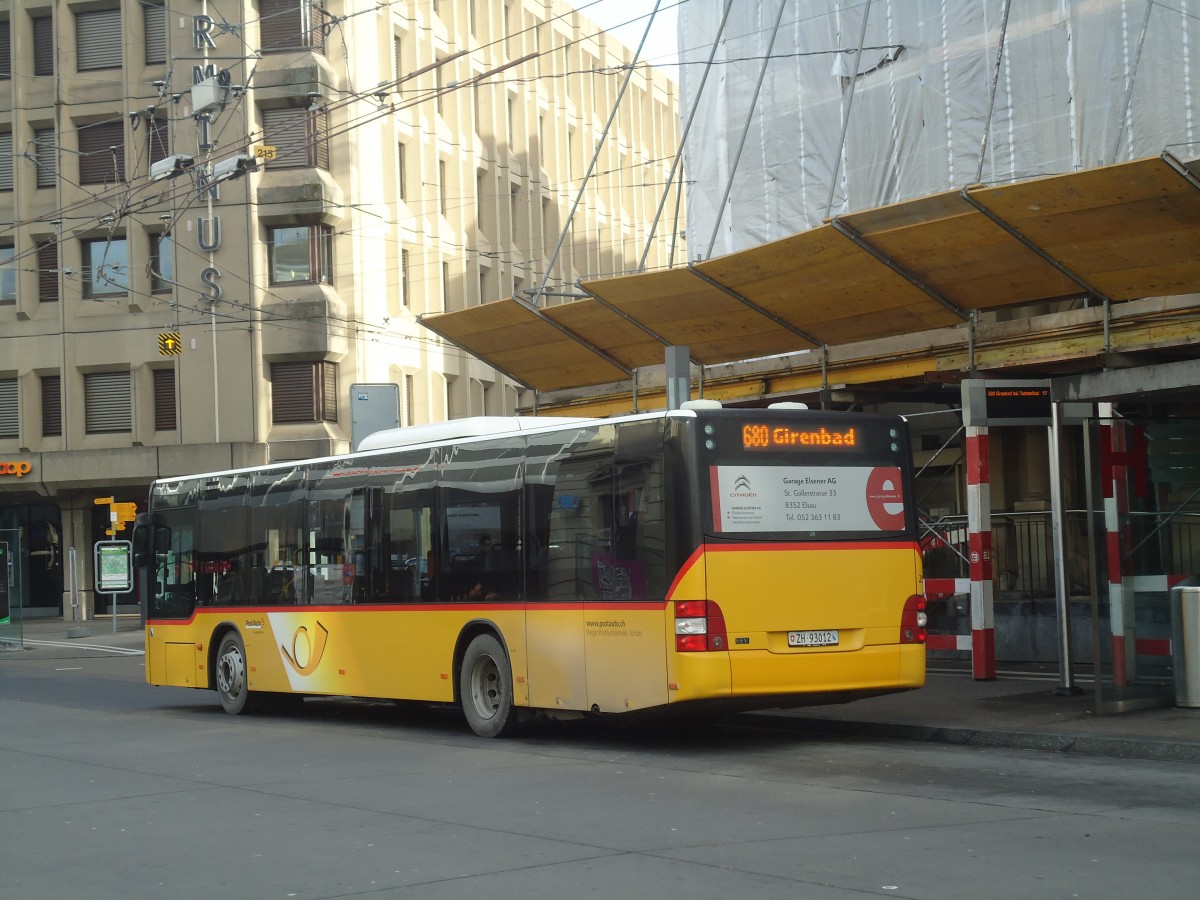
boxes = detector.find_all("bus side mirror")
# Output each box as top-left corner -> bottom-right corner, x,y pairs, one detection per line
132,524 -> 151,569
153,525 -> 173,555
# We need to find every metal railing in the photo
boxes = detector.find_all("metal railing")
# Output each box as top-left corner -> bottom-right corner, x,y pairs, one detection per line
920,510 -> 1200,598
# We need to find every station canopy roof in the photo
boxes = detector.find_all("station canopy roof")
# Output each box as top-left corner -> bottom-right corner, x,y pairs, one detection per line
419,153 -> 1200,393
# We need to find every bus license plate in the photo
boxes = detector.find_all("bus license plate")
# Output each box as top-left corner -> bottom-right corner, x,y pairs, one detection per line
788,629 -> 839,647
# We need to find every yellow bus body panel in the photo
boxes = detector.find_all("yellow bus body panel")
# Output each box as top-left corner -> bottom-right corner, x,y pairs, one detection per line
146,544 -> 923,713
666,543 -> 924,703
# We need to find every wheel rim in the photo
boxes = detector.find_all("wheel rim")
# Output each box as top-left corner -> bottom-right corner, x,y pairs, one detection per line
216,641 -> 245,701
468,654 -> 501,721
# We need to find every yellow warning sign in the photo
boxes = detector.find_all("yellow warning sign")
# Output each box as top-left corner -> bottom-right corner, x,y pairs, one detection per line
159,332 -> 182,355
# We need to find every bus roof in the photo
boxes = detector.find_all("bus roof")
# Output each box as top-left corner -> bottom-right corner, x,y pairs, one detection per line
356,416 -> 597,452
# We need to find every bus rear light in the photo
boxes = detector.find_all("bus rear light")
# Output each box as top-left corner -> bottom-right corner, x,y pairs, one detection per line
900,593 -> 928,644
675,617 -> 707,635
675,600 -> 729,652
676,634 -> 708,652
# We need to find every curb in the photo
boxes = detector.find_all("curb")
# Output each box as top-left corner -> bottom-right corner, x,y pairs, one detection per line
733,712 -> 1200,763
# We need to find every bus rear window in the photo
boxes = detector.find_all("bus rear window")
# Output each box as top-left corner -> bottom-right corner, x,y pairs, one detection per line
697,412 -> 913,539
709,463 -> 908,535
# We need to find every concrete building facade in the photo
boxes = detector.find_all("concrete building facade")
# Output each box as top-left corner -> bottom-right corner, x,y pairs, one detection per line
0,0 -> 682,617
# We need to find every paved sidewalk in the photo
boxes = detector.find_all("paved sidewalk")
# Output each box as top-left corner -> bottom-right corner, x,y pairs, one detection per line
743,667 -> 1200,762
5,617 -> 1198,761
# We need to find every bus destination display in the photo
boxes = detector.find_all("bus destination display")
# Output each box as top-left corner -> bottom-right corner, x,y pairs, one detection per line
742,424 -> 858,450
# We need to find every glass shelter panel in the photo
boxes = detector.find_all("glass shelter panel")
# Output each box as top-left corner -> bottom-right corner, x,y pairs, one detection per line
1093,413 -> 1200,712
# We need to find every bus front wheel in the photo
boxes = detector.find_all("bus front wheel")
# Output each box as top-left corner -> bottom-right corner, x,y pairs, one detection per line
460,633 -> 517,738
214,631 -> 254,715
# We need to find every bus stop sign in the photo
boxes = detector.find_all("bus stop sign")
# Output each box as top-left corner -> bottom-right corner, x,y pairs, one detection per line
94,541 -> 134,595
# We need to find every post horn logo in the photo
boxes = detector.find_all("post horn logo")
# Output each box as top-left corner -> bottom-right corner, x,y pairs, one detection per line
280,621 -> 330,676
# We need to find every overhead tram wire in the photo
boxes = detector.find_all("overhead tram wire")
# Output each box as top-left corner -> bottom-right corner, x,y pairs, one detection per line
8,2 -> 691,319
638,0 -> 735,273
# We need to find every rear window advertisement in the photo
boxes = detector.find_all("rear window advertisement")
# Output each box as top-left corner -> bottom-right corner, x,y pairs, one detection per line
709,465 -> 906,534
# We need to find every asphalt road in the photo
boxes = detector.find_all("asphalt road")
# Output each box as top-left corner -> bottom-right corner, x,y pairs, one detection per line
2,644 -> 1199,900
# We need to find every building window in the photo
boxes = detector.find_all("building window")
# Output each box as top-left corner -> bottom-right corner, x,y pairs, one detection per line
261,107 -> 328,169
76,9 -> 122,71
0,133 -> 12,191
0,378 -> 16,439
259,0 -> 325,54
1,20 -> 11,80
439,159 -> 447,213
270,361 -> 337,424
33,16 -> 54,77
0,243 -> 14,305
153,368 -> 176,431
34,129 -> 56,188
78,120 -> 125,185
81,237 -> 130,297
149,233 -> 173,293
397,143 -> 406,200
401,248 -> 409,306
37,241 -> 58,302
404,373 -> 414,426
84,371 -> 132,434
442,261 -> 449,310
268,225 -> 332,285
144,3 -> 167,65
41,375 -> 61,437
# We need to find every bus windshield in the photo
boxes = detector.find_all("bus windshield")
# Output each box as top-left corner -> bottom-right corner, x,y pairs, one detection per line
697,411 -> 915,541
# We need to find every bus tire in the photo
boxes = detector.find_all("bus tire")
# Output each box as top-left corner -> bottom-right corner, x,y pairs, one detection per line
214,631 -> 254,715
459,633 -> 517,738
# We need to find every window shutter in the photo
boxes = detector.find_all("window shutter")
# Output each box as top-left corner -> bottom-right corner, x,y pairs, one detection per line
0,378 -> 17,439
262,107 -> 308,168
79,121 -> 125,185
77,9 -> 123,71
84,371 -> 133,434
320,361 -> 337,422
144,4 -> 167,65
38,242 -> 58,301
33,16 -> 53,76
41,375 -> 61,437
271,361 -> 317,423
0,20 -> 11,79
34,129 -> 56,188
260,0 -> 324,54
310,109 -> 329,170
0,133 -> 12,191
153,368 -> 176,431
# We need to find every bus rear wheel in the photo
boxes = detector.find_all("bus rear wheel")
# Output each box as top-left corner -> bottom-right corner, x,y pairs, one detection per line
460,634 -> 517,738
214,631 -> 254,715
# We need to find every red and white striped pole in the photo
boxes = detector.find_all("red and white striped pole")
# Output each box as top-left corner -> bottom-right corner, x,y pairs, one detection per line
1100,403 -> 1135,687
966,425 -> 996,680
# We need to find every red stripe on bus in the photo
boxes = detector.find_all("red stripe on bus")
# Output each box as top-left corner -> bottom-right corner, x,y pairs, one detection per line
148,600 -> 668,622
665,545 -> 706,599
709,466 -> 723,532
702,540 -> 921,553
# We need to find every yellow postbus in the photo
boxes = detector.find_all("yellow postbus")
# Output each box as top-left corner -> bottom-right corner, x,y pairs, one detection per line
135,403 -> 926,736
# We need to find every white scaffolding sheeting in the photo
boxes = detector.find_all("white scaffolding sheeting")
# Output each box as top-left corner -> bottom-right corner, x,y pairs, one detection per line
680,0 -> 1200,257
